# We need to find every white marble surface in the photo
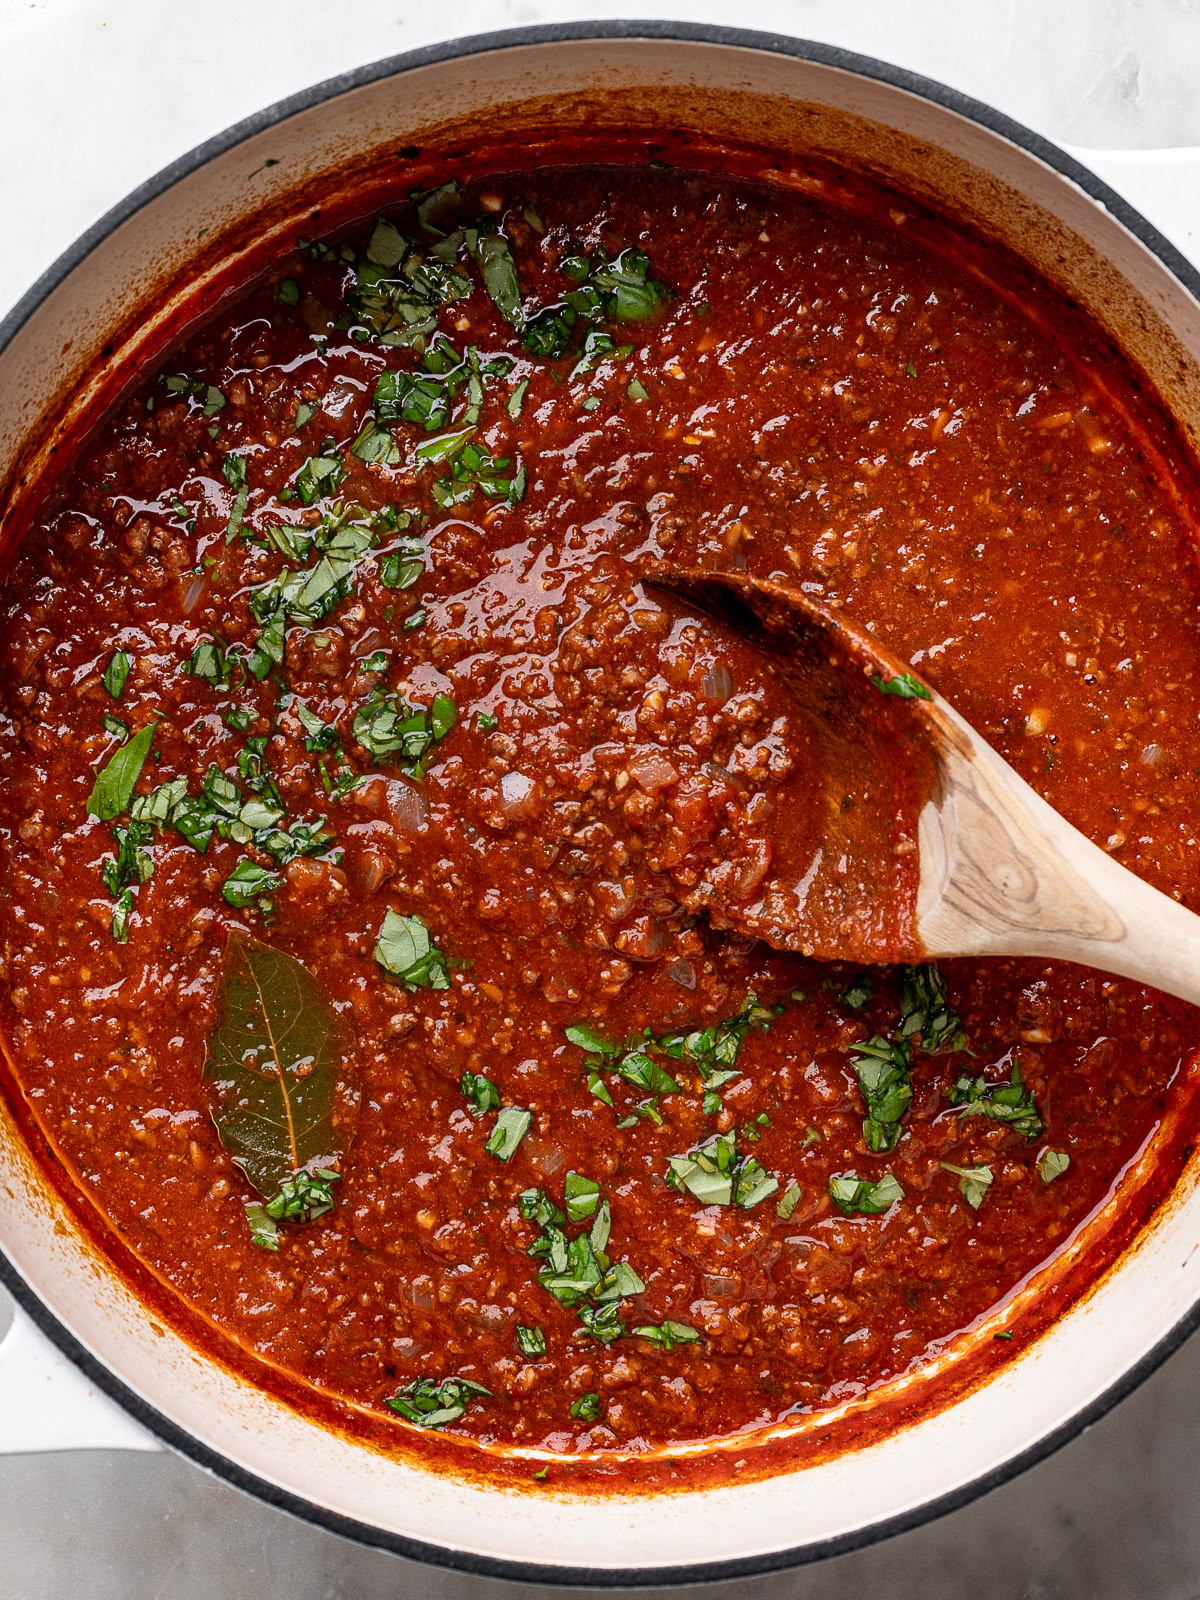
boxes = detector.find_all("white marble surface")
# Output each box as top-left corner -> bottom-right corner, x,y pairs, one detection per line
4,2 -> 1200,1595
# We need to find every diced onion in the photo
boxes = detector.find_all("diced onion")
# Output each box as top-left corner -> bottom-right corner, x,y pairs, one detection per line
701,663 -> 734,701
500,770 -> 542,820
387,778 -> 429,834
667,957 -> 697,990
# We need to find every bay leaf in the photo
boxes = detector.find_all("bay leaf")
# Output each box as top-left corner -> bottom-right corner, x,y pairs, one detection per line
203,932 -> 354,1196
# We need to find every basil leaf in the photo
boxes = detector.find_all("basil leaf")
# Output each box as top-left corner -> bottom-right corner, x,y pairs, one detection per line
570,1392 -> 602,1422
632,1319 -> 700,1352
221,859 -> 283,908
203,932 -> 354,1197
186,638 -> 227,684
103,650 -> 131,699
838,973 -> 872,1011
776,1179 -> 802,1220
222,451 -> 250,541
828,1171 -> 904,1216
486,1106 -> 532,1162
295,452 -> 347,504
563,1171 -> 600,1221
461,1071 -> 501,1117
87,720 -> 158,821
471,231 -> 523,324
951,1063 -> 1043,1141
850,1035 -> 913,1153
374,909 -> 450,990
386,1375 -> 490,1429
245,1202 -> 280,1251
871,671 -> 931,700
515,1325 -> 545,1358
1038,1148 -> 1070,1183
276,278 -> 300,306
564,1022 -> 621,1057
264,1167 -> 339,1221
666,1129 -> 779,1210
940,1161 -> 993,1210
899,963 -> 967,1052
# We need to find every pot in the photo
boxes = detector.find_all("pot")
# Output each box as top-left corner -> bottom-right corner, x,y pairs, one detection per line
2,21 -> 1200,1585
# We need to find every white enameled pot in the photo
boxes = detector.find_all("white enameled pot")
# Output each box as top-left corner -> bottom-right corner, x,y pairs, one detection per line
3,23 -> 1200,1586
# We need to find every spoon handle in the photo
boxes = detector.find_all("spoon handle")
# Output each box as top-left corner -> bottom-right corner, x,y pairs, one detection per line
917,700 -> 1200,1005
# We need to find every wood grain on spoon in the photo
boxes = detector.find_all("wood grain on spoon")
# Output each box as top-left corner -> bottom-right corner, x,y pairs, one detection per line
648,568 -> 1200,1006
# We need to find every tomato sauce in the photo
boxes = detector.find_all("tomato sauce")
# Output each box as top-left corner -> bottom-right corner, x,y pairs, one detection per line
2,161 -> 1199,1474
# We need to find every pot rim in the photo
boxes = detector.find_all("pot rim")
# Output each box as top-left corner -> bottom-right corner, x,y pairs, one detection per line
2,18 -> 1199,1587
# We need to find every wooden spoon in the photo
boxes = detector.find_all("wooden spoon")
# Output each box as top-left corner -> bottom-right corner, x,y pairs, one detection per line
647,568 -> 1200,1006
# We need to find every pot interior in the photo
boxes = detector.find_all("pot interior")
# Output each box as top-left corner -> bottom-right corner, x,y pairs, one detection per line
2,29 -> 1200,1578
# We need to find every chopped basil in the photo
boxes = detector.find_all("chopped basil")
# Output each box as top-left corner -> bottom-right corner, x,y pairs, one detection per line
276,277 -> 300,305
564,1022 -> 620,1056
838,973 -> 873,1011
871,671 -> 931,700
413,180 -> 461,236
185,638 -> 227,685
461,1071 -> 501,1117
626,377 -> 650,402
521,1181 -> 649,1346
222,452 -> 250,541
632,1319 -> 700,1352
221,858 -> 283,908
1038,1148 -> 1070,1184
951,1063 -> 1043,1141
667,1130 -> 779,1210
293,400 -> 319,432
570,1392 -> 603,1422
569,328 -> 632,379
350,420 -> 400,467
378,537 -> 425,589
352,688 -> 457,776
295,451 -> 347,504
506,378 -> 530,418
386,1374 -> 490,1429
850,1035 -> 913,1153
940,1161 -> 993,1210
776,1180 -> 802,1220
420,427 -> 526,507
103,650 -> 131,699
263,1167 -> 339,1222
470,229 -> 523,324
357,650 -> 390,674
476,711 -> 497,732
563,1171 -> 601,1221
654,991 -> 776,1110
905,359 -> 919,378
100,820 -> 154,942
374,909 -> 451,989
373,337 -> 512,434
899,963 -> 967,1053
348,217 -> 471,350
223,706 -> 257,733
102,714 -> 128,739
515,1325 -> 546,1358
801,1125 -> 822,1150
245,1202 -> 280,1251
579,247 -> 671,322
828,1171 -> 904,1216
87,719 -> 158,821
486,1106 -> 532,1162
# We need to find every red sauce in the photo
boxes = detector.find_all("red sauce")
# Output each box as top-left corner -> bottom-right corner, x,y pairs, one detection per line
1,161 -> 1199,1479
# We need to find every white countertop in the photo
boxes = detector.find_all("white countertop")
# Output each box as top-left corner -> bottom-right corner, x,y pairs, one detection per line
3,3 -> 1200,1597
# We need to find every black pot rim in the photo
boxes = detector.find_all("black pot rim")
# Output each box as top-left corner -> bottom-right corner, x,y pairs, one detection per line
3,17 -> 1199,1589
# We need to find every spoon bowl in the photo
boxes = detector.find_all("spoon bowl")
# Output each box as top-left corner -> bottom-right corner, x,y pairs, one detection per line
650,567 -> 1200,1005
